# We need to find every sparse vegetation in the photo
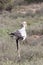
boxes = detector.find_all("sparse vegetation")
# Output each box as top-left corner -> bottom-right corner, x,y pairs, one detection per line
0,0 -> 14,11
24,0 -> 43,3
0,1 -> 43,65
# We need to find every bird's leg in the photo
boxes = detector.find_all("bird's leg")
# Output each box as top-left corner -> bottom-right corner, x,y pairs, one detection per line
18,40 -> 21,58
16,38 -> 21,59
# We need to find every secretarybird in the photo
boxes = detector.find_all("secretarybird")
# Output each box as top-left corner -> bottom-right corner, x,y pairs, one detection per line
9,21 -> 27,59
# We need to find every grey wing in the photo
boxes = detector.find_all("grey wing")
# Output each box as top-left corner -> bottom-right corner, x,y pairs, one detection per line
14,30 -> 22,37
9,30 -> 22,38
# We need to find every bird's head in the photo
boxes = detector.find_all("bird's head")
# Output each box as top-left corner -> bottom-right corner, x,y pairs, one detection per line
21,21 -> 27,28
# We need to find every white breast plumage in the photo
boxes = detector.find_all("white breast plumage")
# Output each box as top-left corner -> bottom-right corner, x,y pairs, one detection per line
19,27 -> 27,40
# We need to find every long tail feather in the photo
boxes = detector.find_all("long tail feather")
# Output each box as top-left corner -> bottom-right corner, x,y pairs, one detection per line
9,33 -> 15,37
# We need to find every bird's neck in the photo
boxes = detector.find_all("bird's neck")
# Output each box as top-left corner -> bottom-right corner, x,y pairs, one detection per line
22,26 -> 26,30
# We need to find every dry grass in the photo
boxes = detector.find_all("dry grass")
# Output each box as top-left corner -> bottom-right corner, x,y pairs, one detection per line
0,3 -> 43,65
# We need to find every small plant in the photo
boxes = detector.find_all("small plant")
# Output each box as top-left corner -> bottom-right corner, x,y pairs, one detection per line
0,0 -> 13,11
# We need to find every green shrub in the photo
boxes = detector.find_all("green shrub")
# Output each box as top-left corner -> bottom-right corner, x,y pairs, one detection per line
0,0 -> 13,11
24,0 -> 43,3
